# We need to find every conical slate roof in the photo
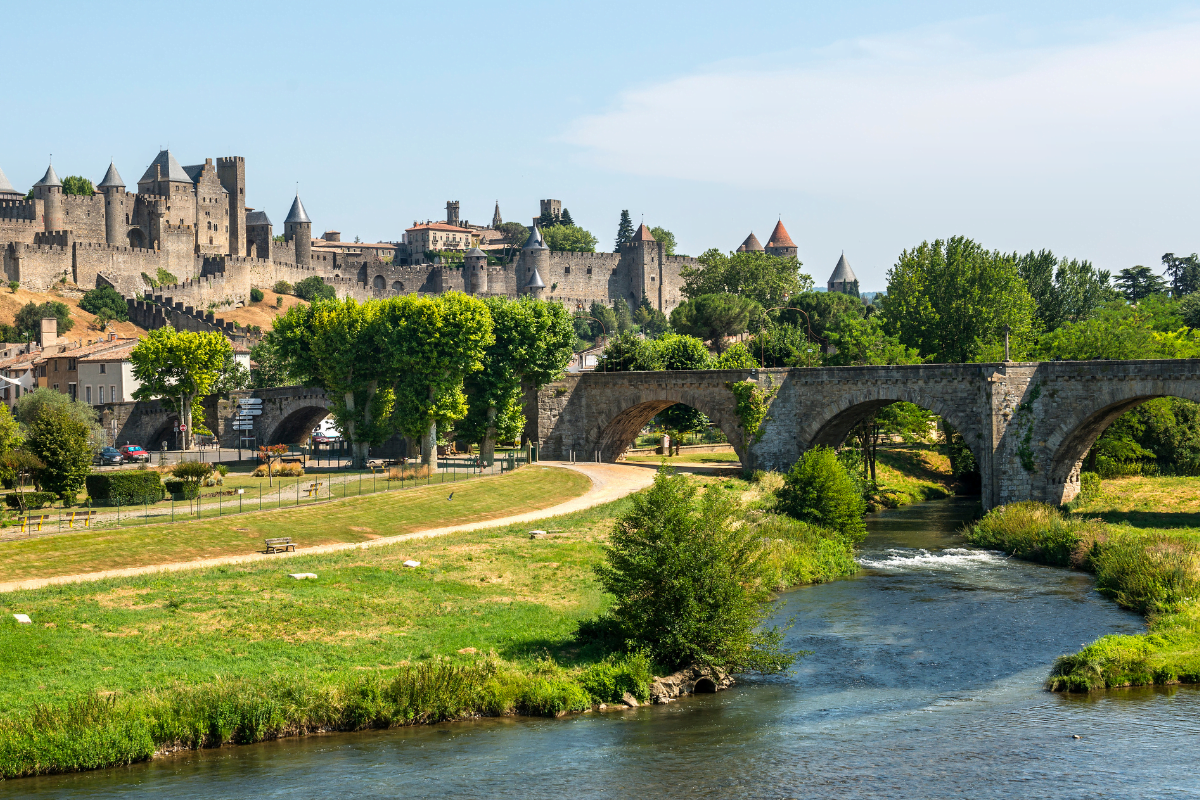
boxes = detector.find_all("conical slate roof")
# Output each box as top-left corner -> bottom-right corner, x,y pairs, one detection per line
34,163 -> 62,188
828,253 -> 857,284
738,232 -> 764,252
466,246 -> 486,257
285,195 -> 311,224
767,220 -> 795,248
525,267 -> 546,289
492,201 -> 502,227
633,223 -> 656,242
139,150 -> 191,184
522,226 -> 547,250
97,162 -> 124,189
0,165 -> 19,196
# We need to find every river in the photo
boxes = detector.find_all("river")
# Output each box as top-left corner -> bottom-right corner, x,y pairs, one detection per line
14,498 -> 1200,799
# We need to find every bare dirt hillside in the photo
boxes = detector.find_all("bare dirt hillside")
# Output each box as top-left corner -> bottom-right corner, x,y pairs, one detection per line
0,285 -> 147,344
215,292 -> 305,331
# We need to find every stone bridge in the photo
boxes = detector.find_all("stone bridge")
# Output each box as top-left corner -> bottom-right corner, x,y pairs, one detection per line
529,360 -> 1200,509
99,386 -> 333,451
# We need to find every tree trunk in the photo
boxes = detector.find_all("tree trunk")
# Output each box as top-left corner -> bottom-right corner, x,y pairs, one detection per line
181,392 -> 193,450
422,418 -> 437,472
481,405 -> 497,466
342,391 -> 362,467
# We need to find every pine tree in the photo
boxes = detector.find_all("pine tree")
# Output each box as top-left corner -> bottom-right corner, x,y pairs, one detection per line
560,208 -> 574,226
615,210 -> 634,252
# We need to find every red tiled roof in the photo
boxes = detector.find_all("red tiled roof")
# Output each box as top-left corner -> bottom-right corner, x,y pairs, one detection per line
406,223 -> 471,234
767,220 -> 795,248
633,224 -> 656,242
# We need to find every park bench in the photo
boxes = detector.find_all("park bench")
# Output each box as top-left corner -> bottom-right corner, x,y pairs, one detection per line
264,537 -> 296,554
67,509 -> 97,529
304,482 -> 324,498
19,514 -> 50,535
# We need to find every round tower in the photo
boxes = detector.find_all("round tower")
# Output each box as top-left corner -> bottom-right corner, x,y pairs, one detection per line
284,194 -> 312,268
465,247 -> 488,294
520,226 -> 549,297
98,162 -> 126,246
34,164 -> 63,233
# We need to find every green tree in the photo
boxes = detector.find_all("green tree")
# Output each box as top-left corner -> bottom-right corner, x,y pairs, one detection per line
211,353 -> 251,394
670,294 -> 762,354
559,208 -> 574,226
880,237 -> 1039,363
748,324 -> 821,368
294,275 -> 336,302
496,221 -> 531,247
79,286 -> 129,322
632,297 -> 670,338
824,313 -> 923,367
614,298 -> 633,334
24,404 -> 91,500
15,387 -> 103,448
593,468 -> 795,672
1035,301 -> 1200,361
461,297 -> 574,464
1017,250 -> 1112,331
776,290 -> 863,341
713,342 -> 758,369
14,301 -> 73,343
129,327 -> 232,449
1114,266 -> 1168,302
615,210 -> 634,251
649,226 -> 677,256
587,301 -> 618,341
378,293 -> 494,470
0,403 -> 23,487
845,401 -> 936,485
681,249 -> 812,308
1181,294 -> 1200,329
777,446 -> 867,542
60,176 -> 94,196
1163,252 -> 1200,297
249,333 -> 299,389
542,224 -> 598,253
597,332 -> 651,371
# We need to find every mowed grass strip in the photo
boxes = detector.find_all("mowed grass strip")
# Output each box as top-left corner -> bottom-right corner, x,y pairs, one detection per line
0,467 -> 592,583
0,493 -> 630,715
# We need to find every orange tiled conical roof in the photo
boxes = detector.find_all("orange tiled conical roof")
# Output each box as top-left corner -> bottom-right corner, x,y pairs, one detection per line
767,220 -> 795,249
633,223 -> 656,242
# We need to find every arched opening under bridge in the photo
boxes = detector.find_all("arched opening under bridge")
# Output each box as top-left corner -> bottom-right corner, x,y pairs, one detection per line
595,398 -> 743,466
266,406 -> 333,446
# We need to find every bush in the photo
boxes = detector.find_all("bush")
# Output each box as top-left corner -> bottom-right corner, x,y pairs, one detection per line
776,446 -> 867,543
170,461 -> 212,482
85,471 -> 164,505
215,464 -> 229,477
250,287 -> 264,303
591,468 -> 794,673
276,296 -> 284,308
252,463 -> 303,478
273,281 -> 293,296
79,286 -> 129,322
1078,471 -> 1102,502
163,479 -> 199,500
577,652 -> 654,703
294,276 -> 336,302
4,492 -> 57,510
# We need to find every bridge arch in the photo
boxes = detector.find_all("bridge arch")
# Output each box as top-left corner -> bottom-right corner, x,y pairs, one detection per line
592,383 -> 747,465
264,405 -> 332,446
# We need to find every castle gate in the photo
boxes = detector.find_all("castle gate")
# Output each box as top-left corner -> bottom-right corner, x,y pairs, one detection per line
530,360 -> 1200,510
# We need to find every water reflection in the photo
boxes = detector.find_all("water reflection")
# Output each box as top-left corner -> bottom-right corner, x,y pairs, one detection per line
17,498 -> 1200,800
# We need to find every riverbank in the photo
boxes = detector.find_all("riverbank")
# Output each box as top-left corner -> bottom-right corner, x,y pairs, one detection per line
964,475 -> 1200,691
0,470 -> 855,779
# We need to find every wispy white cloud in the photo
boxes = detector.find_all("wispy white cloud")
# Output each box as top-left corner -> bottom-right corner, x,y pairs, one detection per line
562,20 -> 1200,197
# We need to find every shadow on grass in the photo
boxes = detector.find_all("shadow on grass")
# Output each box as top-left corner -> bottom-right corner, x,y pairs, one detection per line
1083,509 -> 1200,532
876,446 -> 952,486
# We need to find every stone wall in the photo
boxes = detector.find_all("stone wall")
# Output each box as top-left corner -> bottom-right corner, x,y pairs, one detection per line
61,194 -> 106,242
73,241 -> 159,294
127,298 -> 258,347
3,241 -> 73,290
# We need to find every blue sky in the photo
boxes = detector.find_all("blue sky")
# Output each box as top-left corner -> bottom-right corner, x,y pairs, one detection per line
4,1 -> 1200,289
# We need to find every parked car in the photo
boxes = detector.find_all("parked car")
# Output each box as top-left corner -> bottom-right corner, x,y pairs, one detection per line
119,445 -> 150,463
98,447 -> 123,466
311,435 -> 331,444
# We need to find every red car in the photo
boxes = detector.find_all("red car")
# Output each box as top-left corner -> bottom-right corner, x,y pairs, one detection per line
118,445 -> 151,463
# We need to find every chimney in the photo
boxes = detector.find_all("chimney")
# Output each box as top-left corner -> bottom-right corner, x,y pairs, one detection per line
109,331 -> 117,341
40,317 -> 57,348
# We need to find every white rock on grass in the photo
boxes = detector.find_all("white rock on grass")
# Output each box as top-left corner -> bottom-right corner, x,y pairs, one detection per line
403,560 -> 421,568
289,573 -> 318,580
12,614 -> 31,624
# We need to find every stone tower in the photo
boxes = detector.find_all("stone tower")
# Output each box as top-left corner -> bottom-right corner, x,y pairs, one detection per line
284,194 -> 312,268
97,162 -> 125,246
520,226 -> 549,295
34,163 -> 63,233
627,224 -> 664,310
524,262 -> 546,299
828,253 -> 859,296
217,157 -> 246,256
465,247 -> 488,294
765,220 -> 797,259
492,201 -> 502,228
446,200 -> 460,226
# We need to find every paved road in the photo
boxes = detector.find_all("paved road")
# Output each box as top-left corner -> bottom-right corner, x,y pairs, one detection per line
0,462 -> 655,594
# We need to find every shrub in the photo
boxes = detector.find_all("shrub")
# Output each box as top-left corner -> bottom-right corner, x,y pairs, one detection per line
170,461 -> 213,482
163,479 -> 199,500
251,463 -> 303,478
79,286 -> 130,322
577,652 -> 654,703
776,446 -> 867,543
385,465 -> 430,481
4,492 -> 57,510
250,287 -> 264,303
85,471 -> 164,505
215,464 -> 229,477
7,281 -> 17,293
591,467 -> 794,673
1078,471 -> 1102,502
294,276 -> 336,302
273,280 -> 293,296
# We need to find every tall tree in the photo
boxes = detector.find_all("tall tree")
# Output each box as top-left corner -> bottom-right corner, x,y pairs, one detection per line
1016,250 -> 1111,331
250,333 -> 299,388
824,312 -> 923,367
15,301 -> 73,343
681,249 -> 812,309
14,388 -> 103,449
129,328 -> 231,449
880,237 -> 1039,363
542,224 -> 598,253
669,293 -> 762,353
649,226 -> 677,256
587,301 -> 618,341
633,296 -> 670,337
60,176 -> 94,196
25,404 -> 92,499
777,290 -> 863,341
461,297 -> 574,464
1114,266 -> 1168,302
559,208 -> 574,226
1162,252 -> 1200,297
615,210 -> 634,251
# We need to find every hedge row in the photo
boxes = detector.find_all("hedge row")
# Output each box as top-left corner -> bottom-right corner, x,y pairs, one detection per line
4,492 -> 58,510
84,472 -> 164,505
163,479 -> 199,500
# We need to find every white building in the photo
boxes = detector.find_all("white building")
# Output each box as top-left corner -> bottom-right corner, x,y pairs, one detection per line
77,342 -> 140,405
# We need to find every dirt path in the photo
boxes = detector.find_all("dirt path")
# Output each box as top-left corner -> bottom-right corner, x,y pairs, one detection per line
0,462 -> 655,594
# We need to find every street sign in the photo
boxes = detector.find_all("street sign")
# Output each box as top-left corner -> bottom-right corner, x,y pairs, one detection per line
233,425 -> 254,431
238,398 -> 263,406
179,424 -> 187,431
236,408 -> 262,416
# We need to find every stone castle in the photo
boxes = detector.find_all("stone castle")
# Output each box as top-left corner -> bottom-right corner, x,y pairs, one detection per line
0,152 -> 819,330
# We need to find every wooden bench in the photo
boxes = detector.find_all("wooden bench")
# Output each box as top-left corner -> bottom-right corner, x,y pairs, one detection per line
19,514 -> 50,534
303,482 -> 324,498
264,537 -> 296,554
67,509 -> 97,529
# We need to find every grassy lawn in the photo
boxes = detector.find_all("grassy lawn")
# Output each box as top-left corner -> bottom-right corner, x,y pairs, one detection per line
623,451 -> 740,465
1069,475 -> 1200,535
870,445 -> 956,509
0,467 -> 591,583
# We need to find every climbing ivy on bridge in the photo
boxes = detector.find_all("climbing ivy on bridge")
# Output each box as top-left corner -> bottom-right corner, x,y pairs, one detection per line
727,380 -> 778,445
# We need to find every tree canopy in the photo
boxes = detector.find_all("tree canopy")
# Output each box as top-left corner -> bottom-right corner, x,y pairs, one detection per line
1114,266 -> 1168,302
1035,300 -> 1200,361
1163,252 -> 1200,297
14,301 -> 73,343
294,275 -> 336,302
61,176 -> 94,196
649,226 -> 677,256
615,210 -> 634,251
681,249 -> 811,308
670,293 -> 762,353
79,286 -> 129,322
129,327 -> 232,449
1016,250 -> 1112,332
542,224 -> 598,253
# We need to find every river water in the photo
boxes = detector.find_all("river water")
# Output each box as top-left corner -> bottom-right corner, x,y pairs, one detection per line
15,498 -> 1200,799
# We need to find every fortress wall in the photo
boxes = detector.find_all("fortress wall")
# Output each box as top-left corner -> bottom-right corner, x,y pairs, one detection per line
544,251 -> 624,304
154,272 -> 240,310
159,224 -> 196,279
61,194 -> 105,241
4,243 -> 73,290
0,218 -> 38,245
129,299 -> 258,347
73,242 -> 160,294
0,200 -> 38,222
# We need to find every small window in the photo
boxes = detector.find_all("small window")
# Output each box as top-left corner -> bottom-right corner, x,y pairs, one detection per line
68,359 -> 75,370
99,363 -> 107,374
85,386 -> 92,403
53,360 -> 58,372
99,386 -> 105,404
564,266 -> 571,274
111,385 -> 116,402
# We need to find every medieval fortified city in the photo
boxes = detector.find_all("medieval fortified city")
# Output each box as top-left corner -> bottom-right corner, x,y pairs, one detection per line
3,3 -> 1200,798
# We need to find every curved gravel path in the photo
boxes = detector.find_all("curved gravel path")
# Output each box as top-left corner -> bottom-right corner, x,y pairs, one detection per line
0,462 -> 655,594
